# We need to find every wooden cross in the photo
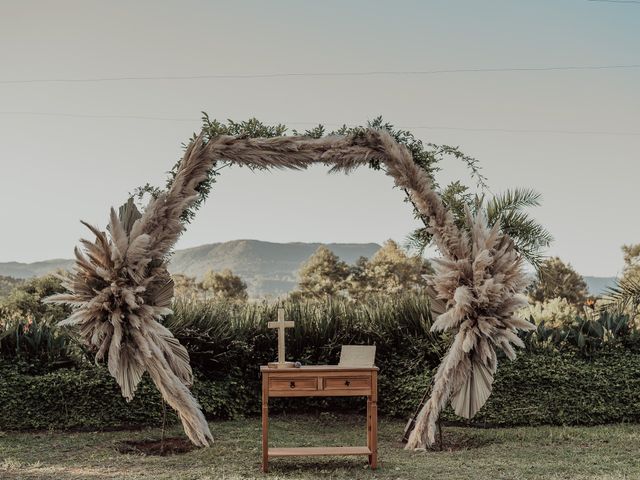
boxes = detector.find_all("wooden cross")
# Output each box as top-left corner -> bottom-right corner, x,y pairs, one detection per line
268,308 -> 295,367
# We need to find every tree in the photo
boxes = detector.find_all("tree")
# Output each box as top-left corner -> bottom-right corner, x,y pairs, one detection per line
621,244 -> 640,283
0,274 -> 68,322
0,275 -> 23,298
199,269 -> 248,301
294,246 -> 350,299
348,256 -> 369,294
171,274 -> 201,299
349,240 -> 431,297
407,187 -> 552,268
528,257 -> 588,306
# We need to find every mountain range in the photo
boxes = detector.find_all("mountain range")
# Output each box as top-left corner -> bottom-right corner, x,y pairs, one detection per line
0,239 -> 616,298
0,240 -> 380,298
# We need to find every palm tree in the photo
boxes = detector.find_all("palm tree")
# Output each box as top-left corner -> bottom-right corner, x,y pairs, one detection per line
407,187 -> 552,268
484,188 -> 553,268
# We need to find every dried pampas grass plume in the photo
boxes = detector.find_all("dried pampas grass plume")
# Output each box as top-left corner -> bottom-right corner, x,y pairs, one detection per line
45,137 -> 216,447
47,127 -> 532,450
404,208 -> 534,449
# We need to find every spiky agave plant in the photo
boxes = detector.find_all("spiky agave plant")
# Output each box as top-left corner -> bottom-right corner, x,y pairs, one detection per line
45,138 -> 216,447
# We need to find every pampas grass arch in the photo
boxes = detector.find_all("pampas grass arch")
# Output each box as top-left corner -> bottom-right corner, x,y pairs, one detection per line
47,128 -> 533,450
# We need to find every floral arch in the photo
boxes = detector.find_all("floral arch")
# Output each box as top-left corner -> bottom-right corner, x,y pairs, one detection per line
47,128 -> 533,450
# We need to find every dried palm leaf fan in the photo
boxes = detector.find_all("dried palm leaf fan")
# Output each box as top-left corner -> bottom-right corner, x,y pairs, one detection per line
47,127 -> 532,450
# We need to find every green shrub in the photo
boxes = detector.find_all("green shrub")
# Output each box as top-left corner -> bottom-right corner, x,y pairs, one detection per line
456,350 -> 640,426
0,365 -> 253,430
165,295 -> 447,380
1,293 -> 639,431
0,317 -> 86,373
521,311 -> 639,356
1,350 -> 639,431
519,297 -> 579,328
0,275 -> 69,321
2,293 -> 639,373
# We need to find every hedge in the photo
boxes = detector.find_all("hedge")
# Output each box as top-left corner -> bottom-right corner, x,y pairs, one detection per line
469,350 -> 640,426
1,350 -> 639,431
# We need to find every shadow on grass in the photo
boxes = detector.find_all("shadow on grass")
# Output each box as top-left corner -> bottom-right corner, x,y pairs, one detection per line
267,458 -> 372,473
115,437 -> 196,456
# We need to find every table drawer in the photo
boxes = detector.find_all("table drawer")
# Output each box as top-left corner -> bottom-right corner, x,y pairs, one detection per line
324,376 -> 370,390
270,377 -> 318,392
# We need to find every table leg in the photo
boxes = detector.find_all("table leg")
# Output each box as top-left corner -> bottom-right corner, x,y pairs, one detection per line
367,398 -> 371,460
370,400 -> 378,469
262,404 -> 268,472
262,374 -> 269,473
370,371 -> 378,470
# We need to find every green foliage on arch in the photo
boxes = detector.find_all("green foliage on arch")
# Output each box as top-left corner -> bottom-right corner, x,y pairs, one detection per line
133,115 -> 551,266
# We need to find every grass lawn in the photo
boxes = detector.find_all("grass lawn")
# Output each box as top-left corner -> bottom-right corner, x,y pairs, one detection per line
1,414 -> 639,480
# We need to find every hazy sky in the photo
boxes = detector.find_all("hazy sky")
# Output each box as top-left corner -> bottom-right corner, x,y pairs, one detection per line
0,0 -> 638,277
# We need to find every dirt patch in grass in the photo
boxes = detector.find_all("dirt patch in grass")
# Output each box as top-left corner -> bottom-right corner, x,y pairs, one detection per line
116,437 -> 195,456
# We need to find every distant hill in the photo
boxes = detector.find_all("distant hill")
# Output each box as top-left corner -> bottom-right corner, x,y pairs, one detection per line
0,240 -> 381,298
0,259 -> 75,279
168,240 -> 381,297
0,241 -> 618,298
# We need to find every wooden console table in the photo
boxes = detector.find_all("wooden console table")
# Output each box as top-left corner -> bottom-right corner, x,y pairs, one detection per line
260,365 -> 378,472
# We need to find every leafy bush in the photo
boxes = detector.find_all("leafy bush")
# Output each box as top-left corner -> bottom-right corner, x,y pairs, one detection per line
0,316 -> 84,372
0,360 -> 257,430
467,350 -> 640,426
165,295 -> 448,381
519,297 -> 579,328
1,350 -> 639,430
521,311 -> 639,356
1,291 -> 639,431
0,275 -> 23,298
0,275 -> 69,321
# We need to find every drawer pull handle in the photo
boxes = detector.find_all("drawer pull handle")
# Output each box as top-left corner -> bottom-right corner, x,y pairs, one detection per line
290,381 -> 296,389
344,380 -> 351,387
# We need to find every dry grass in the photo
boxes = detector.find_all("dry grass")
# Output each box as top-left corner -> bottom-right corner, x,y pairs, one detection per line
1,415 -> 639,479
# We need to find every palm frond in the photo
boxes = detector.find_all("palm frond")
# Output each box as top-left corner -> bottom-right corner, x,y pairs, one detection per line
405,188 -> 552,268
494,209 -> 553,268
404,228 -> 433,255
603,277 -> 640,317
485,189 -> 552,268
485,188 -> 542,217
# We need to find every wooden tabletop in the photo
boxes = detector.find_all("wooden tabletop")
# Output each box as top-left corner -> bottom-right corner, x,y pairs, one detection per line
260,364 -> 378,373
